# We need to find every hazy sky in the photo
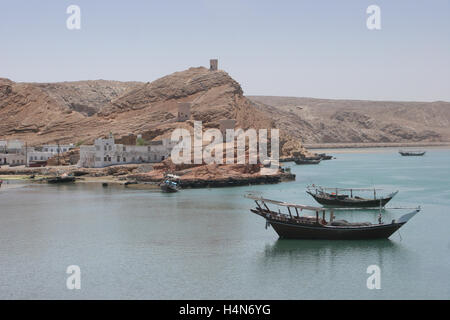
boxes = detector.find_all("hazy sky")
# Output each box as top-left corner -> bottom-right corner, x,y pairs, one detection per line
0,0 -> 449,101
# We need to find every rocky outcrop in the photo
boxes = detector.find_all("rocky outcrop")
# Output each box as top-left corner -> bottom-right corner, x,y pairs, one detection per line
127,160 -> 295,188
100,67 -> 242,115
35,80 -> 140,116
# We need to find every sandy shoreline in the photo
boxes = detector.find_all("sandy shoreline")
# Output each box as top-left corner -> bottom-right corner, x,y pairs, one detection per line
0,165 -> 295,189
0,174 -> 163,191
0,174 -> 124,184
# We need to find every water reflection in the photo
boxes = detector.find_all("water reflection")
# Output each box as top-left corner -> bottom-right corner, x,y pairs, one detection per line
262,239 -> 407,270
265,239 -> 397,256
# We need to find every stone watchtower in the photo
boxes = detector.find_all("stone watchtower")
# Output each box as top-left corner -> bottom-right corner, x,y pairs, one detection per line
177,102 -> 191,122
210,59 -> 218,71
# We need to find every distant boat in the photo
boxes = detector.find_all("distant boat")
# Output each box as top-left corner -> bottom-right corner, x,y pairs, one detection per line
29,160 -> 47,168
294,159 -> 321,165
317,153 -> 333,160
302,155 -> 322,161
46,174 -> 75,184
306,185 -> 398,208
246,194 -> 420,240
160,174 -> 181,193
399,150 -> 426,156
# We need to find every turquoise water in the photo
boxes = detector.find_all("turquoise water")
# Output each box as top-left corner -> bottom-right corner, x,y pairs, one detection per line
0,148 -> 449,299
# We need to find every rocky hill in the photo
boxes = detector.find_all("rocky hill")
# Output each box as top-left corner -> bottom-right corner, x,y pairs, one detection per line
2,67 -> 447,156
248,96 -> 450,144
0,68 -> 305,157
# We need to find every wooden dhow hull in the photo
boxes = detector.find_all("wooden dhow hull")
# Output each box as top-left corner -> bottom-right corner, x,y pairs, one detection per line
268,219 -> 403,240
160,184 -> 179,193
294,159 -> 321,165
250,207 -> 419,240
247,194 -> 419,240
399,151 -> 426,156
306,191 -> 396,208
47,176 -> 75,184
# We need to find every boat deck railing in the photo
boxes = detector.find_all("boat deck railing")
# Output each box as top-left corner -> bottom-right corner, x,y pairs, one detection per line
253,207 -> 326,226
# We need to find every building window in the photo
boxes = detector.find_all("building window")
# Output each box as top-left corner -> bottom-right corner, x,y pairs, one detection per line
117,156 -> 120,162
123,157 -> 126,162
104,156 -> 107,161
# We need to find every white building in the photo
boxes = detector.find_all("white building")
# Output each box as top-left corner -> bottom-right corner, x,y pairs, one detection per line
0,154 -> 24,166
0,140 -> 76,166
42,144 -> 74,154
0,140 -> 26,166
0,140 -> 24,153
27,151 -> 55,165
0,141 -> 7,153
7,140 -> 24,153
78,136 -> 176,168
0,153 -> 26,166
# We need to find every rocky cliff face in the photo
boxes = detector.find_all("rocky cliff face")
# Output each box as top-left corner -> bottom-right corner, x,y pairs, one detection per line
0,79 -> 87,140
35,80 -> 140,116
248,96 -> 450,144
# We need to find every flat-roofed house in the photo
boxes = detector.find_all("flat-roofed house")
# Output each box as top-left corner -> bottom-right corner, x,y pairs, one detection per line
78,136 -> 177,168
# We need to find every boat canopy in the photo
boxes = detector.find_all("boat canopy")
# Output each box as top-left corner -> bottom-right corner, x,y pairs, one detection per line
310,185 -> 383,191
246,193 -> 415,211
245,194 -> 325,212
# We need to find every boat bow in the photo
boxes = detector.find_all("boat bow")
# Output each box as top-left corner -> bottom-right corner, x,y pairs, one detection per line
397,207 -> 421,224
